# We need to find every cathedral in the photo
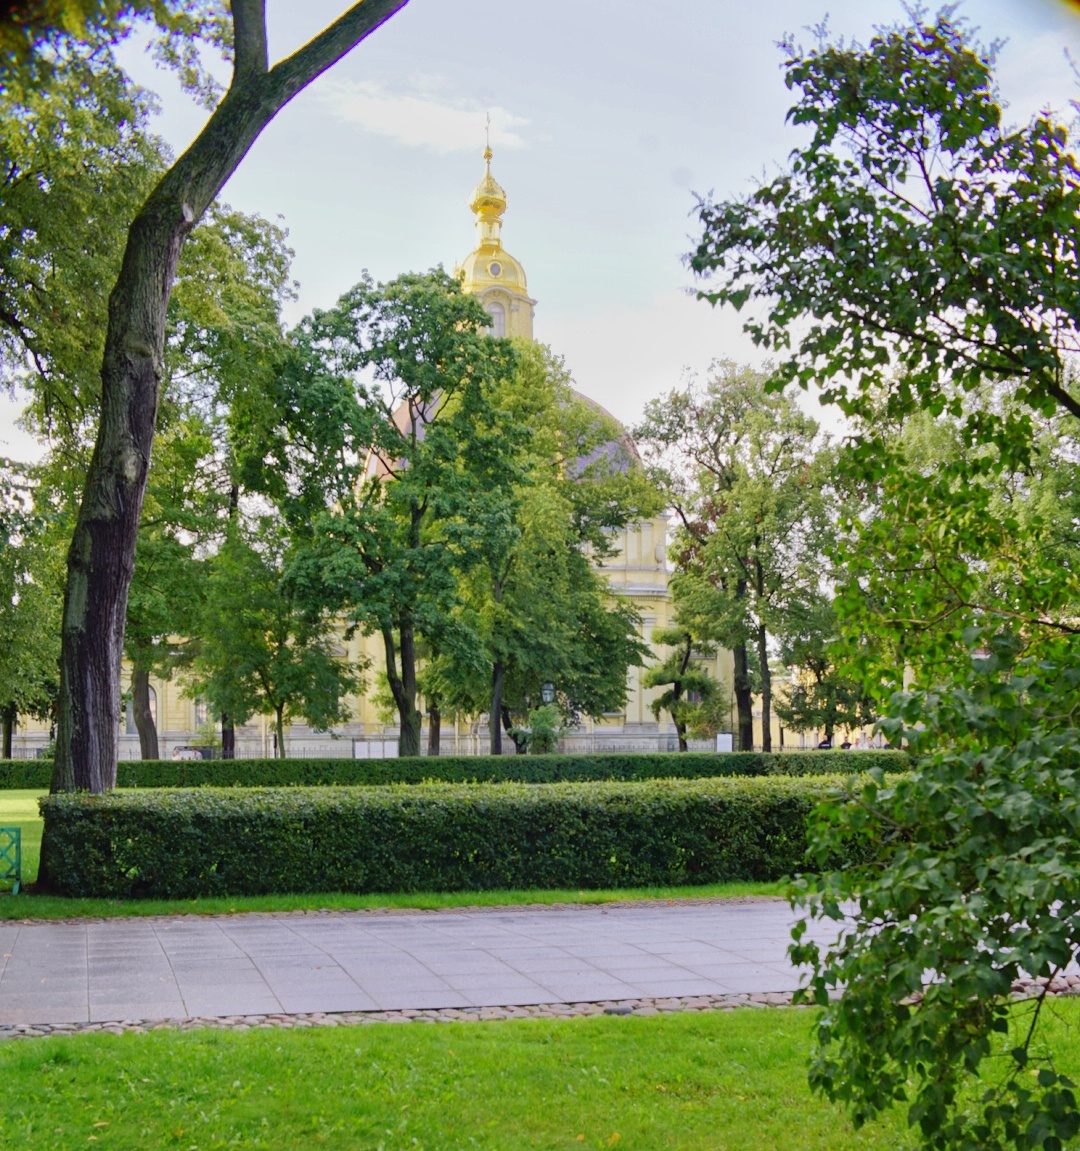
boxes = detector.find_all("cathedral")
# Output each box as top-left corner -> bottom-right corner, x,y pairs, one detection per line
14,151 -> 744,760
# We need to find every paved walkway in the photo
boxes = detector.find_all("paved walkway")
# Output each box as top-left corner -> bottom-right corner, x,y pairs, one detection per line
0,899 -> 834,1028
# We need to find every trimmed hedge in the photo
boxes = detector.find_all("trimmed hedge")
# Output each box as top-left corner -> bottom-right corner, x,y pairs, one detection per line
0,760 -> 53,788
1,748 -> 905,790
37,775 -> 877,898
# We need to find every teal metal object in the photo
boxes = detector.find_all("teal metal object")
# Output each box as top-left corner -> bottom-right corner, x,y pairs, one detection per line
0,826 -> 21,895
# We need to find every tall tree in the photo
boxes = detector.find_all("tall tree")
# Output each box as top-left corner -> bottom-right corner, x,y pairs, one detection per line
436,340 -> 658,752
636,362 -> 829,751
122,201 -> 294,759
188,515 -> 360,759
254,269 -> 514,757
773,592 -> 875,746
28,0 -> 408,798
691,13 -> 1080,1147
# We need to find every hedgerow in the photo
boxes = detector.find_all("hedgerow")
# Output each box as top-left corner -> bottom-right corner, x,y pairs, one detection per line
37,775 -> 879,898
1,748 -> 904,790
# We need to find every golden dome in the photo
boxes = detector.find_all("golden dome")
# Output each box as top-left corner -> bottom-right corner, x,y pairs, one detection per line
468,146 -> 506,220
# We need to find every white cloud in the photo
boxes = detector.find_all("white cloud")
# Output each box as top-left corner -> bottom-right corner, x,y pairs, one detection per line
318,80 -> 527,154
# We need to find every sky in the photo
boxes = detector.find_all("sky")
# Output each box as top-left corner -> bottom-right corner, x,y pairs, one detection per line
3,0 -> 1080,460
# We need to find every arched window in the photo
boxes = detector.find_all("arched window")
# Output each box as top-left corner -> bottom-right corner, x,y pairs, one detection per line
124,686 -> 157,734
486,300 -> 506,338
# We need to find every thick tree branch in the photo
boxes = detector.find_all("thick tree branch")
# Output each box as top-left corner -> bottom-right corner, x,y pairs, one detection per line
230,0 -> 269,84
268,0 -> 408,101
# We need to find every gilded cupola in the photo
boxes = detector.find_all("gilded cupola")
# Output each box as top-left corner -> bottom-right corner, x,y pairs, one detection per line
456,143 -> 535,340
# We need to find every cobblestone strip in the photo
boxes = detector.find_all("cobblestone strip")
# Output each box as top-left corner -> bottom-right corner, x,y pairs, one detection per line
0,992 -> 813,1039
4,976 -> 1077,1042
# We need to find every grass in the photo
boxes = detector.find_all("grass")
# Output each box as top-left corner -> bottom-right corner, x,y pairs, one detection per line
0,790 -> 786,919
0,1008 -> 914,1150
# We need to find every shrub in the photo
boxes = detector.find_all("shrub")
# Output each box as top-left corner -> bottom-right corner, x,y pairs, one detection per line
106,748 -> 902,788
0,759 -> 52,788
37,775 -> 880,898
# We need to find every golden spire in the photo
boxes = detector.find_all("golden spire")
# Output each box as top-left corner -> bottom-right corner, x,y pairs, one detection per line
469,127 -> 506,248
457,124 -> 534,341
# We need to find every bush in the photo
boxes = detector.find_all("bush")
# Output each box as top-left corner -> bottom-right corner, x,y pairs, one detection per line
0,759 -> 52,788
37,775 -> 879,898
68,748 -> 903,788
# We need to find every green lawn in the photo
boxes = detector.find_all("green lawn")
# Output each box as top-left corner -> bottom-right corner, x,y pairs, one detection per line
0,790 -> 41,893
0,1008 -> 914,1150
0,790 -> 786,919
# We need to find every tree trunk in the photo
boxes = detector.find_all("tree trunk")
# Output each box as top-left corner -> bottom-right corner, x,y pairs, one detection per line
427,700 -> 441,757
221,714 -> 235,759
275,706 -> 286,760
131,663 -> 159,760
49,0 -> 407,801
502,705 -> 527,754
382,623 -> 421,757
490,659 -> 504,755
676,633 -> 690,752
1,707 -> 13,759
221,478 -> 238,763
757,621 -> 771,753
733,640 -> 754,751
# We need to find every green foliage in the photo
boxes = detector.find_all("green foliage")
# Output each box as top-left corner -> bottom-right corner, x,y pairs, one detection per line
792,637 -> 1080,1149
38,774 -> 874,898
255,291 -> 657,755
0,3 -> 231,105
690,12 -> 1080,454
643,626 -> 719,752
512,703 -> 562,754
265,268 -> 514,757
0,39 -> 165,444
776,593 -> 876,740
0,462 -> 64,743
186,516 -> 361,757
0,749 -> 906,790
692,18 -> 1080,1145
636,362 -> 833,751
834,409 -> 1080,697
439,340 -> 658,739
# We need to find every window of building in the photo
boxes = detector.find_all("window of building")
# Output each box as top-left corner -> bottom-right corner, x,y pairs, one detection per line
486,300 -> 506,337
194,697 -> 209,727
124,685 -> 157,734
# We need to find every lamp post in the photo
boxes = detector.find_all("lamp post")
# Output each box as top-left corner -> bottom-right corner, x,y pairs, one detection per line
541,682 -> 555,705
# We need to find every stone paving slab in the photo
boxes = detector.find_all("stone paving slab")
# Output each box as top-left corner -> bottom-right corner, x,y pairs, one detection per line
0,898 -> 846,1034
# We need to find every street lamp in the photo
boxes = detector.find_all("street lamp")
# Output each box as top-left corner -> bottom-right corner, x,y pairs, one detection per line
541,682 -> 555,705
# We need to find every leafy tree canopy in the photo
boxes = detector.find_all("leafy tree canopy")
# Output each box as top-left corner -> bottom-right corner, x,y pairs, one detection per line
636,361 -> 832,751
641,625 -> 718,753
0,459 -> 65,751
188,515 -> 361,760
691,11 -> 1080,463
0,1 -> 230,105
